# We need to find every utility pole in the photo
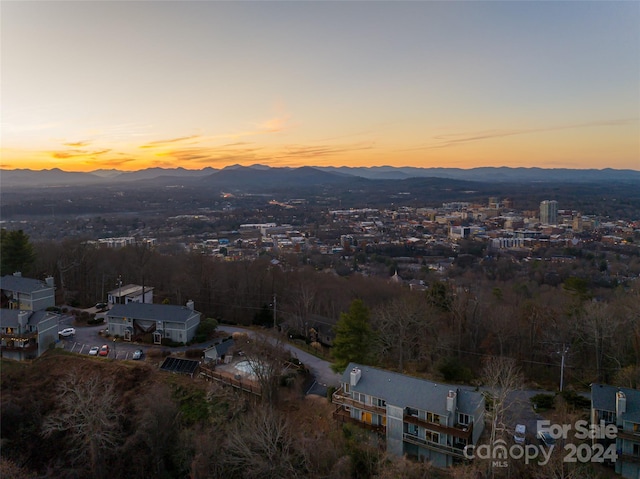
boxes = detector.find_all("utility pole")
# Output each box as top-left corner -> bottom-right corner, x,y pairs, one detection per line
272,293 -> 277,329
559,344 -> 570,392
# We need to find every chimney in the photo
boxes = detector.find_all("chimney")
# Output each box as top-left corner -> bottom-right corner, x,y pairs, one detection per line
18,311 -> 29,333
616,391 -> 626,425
446,389 -> 457,414
45,276 -> 55,288
350,367 -> 362,387
186,299 -> 194,310
13,271 -> 22,277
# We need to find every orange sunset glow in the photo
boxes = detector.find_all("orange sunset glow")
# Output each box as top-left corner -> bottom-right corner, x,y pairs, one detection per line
2,1 -> 639,173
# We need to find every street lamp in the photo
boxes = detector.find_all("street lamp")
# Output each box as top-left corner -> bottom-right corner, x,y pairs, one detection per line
113,338 -> 117,359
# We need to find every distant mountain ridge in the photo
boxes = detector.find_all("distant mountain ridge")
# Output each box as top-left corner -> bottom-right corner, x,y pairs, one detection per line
1,165 -> 639,188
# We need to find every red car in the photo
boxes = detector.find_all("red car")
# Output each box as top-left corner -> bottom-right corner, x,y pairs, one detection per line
98,344 -> 110,357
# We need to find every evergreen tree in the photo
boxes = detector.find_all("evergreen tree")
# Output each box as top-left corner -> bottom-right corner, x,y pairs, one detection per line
331,299 -> 374,372
0,229 -> 36,276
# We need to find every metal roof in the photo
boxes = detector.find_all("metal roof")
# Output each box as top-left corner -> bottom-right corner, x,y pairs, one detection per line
107,302 -> 199,323
591,383 -> 640,423
341,362 -> 483,416
0,275 -> 51,294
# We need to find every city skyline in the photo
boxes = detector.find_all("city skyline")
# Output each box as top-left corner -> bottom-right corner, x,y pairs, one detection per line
2,1 -> 639,173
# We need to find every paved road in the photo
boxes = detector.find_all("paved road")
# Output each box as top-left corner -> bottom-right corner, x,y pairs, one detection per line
55,320 -> 342,394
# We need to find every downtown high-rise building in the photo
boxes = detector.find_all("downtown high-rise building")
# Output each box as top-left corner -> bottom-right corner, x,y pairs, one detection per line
540,200 -> 558,225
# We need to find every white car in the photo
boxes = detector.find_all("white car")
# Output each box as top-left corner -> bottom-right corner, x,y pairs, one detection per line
88,346 -> 100,356
514,424 -> 526,444
58,327 -> 76,337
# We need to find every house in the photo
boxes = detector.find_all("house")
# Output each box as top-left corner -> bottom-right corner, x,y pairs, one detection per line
106,300 -> 200,344
203,337 -> 235,364
332,363 -> 485,468
591,383 -> 640,478
0,273 -> 55,311
0,309 -> 59,360
106,283 -> 153,306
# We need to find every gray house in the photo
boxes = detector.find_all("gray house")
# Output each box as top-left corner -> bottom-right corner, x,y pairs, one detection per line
591,383 -> 640,478
332,363 -> 485,467
203,337 -> 235,364
106,301 -> 200,344
0,309 -> 59,360
0,273 -> 55,312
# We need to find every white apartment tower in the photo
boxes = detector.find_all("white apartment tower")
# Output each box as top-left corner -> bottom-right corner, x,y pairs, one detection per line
540,200 -> 558,225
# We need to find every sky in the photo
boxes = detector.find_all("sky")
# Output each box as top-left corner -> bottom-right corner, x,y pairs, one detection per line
2,0 -> 639,172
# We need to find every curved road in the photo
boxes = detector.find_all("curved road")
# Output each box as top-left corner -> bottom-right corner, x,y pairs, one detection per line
56,319 -> 341,394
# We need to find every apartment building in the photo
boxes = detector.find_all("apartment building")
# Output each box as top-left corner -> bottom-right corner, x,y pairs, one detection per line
332,363 -> 485,467
591,384 -> 640,478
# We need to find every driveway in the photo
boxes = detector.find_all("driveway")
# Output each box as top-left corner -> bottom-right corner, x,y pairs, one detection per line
217,325 -> 342,395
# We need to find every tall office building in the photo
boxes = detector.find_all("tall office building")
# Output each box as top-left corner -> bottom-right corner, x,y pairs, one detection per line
540,200 -> 558,225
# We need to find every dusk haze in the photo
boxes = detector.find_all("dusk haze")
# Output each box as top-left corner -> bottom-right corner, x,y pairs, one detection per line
2,0 -> 639,172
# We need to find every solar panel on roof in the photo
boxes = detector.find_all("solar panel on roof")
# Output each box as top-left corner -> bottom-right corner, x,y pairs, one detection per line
160,357 -> 200,376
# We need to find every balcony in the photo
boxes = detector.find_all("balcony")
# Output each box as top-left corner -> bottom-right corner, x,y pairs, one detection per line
616,429 -> 640,442
402,432 -> 467,459
403,414 -> 473,442
1,333 -> 38,352
333,405 -> 386,434
332,387 -> 387,416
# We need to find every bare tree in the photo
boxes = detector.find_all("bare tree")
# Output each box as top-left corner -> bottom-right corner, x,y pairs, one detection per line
481,356 -> 523,478
221,406 -> 308,479
241,334 -> 289,404
373,295 -> 433,372
41,371 -> 124,479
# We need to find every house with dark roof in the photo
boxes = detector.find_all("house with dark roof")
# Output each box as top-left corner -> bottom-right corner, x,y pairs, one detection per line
203,337 -> 235,364
106,300 -> 200,344
0,309 -> 59,360
332,363 -> 485,467
0,273 -> 55,311
591,383 -> 640,478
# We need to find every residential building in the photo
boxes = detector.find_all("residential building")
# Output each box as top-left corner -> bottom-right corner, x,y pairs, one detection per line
203,337 -> 235,364
107,283 -> 153,306
106,300 -> 200,344
0,309 -> 59,360
332,363 -> 485,467
591,383 -> 640,478
0,273 -> 55,311
540,200 -> 558,225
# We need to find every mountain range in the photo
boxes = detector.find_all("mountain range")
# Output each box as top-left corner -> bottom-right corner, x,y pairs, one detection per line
2,164 -> 639,189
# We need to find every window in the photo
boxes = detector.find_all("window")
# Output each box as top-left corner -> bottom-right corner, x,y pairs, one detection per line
458,413 -> 470,425
373,397 -> 386,407
344,384 -> 350,394
425,431 -> 440,443
598,410 -> 616,424
353,392 -> 366,403
426,412 -> 439,424
634,444 -> 640,457
407,424 -> 418,435
406,407 -> 419,417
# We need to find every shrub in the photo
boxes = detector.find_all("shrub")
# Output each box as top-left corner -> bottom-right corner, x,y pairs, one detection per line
438,357 -> 473,383
561,390 -> 591,410
531,393 -> 556,411
185,348 -> 204,359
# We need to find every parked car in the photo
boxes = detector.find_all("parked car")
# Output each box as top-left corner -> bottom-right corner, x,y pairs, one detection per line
132,349 -> 143,360
98,344 -> 110,357
58,327 -> 76,337
88,346 -> 100,356
514,424 -> 526,444
536,430 -> 556,447
94,302 -> 108,311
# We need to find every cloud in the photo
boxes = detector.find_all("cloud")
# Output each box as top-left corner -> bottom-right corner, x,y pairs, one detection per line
63,140 -> 90,147
406,118 -> 639,151
162,145 -> 264,166
51,149 -> 111,159
140,135 -> 201,148
256,114 -> 290,133
274,142 -> 374,160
